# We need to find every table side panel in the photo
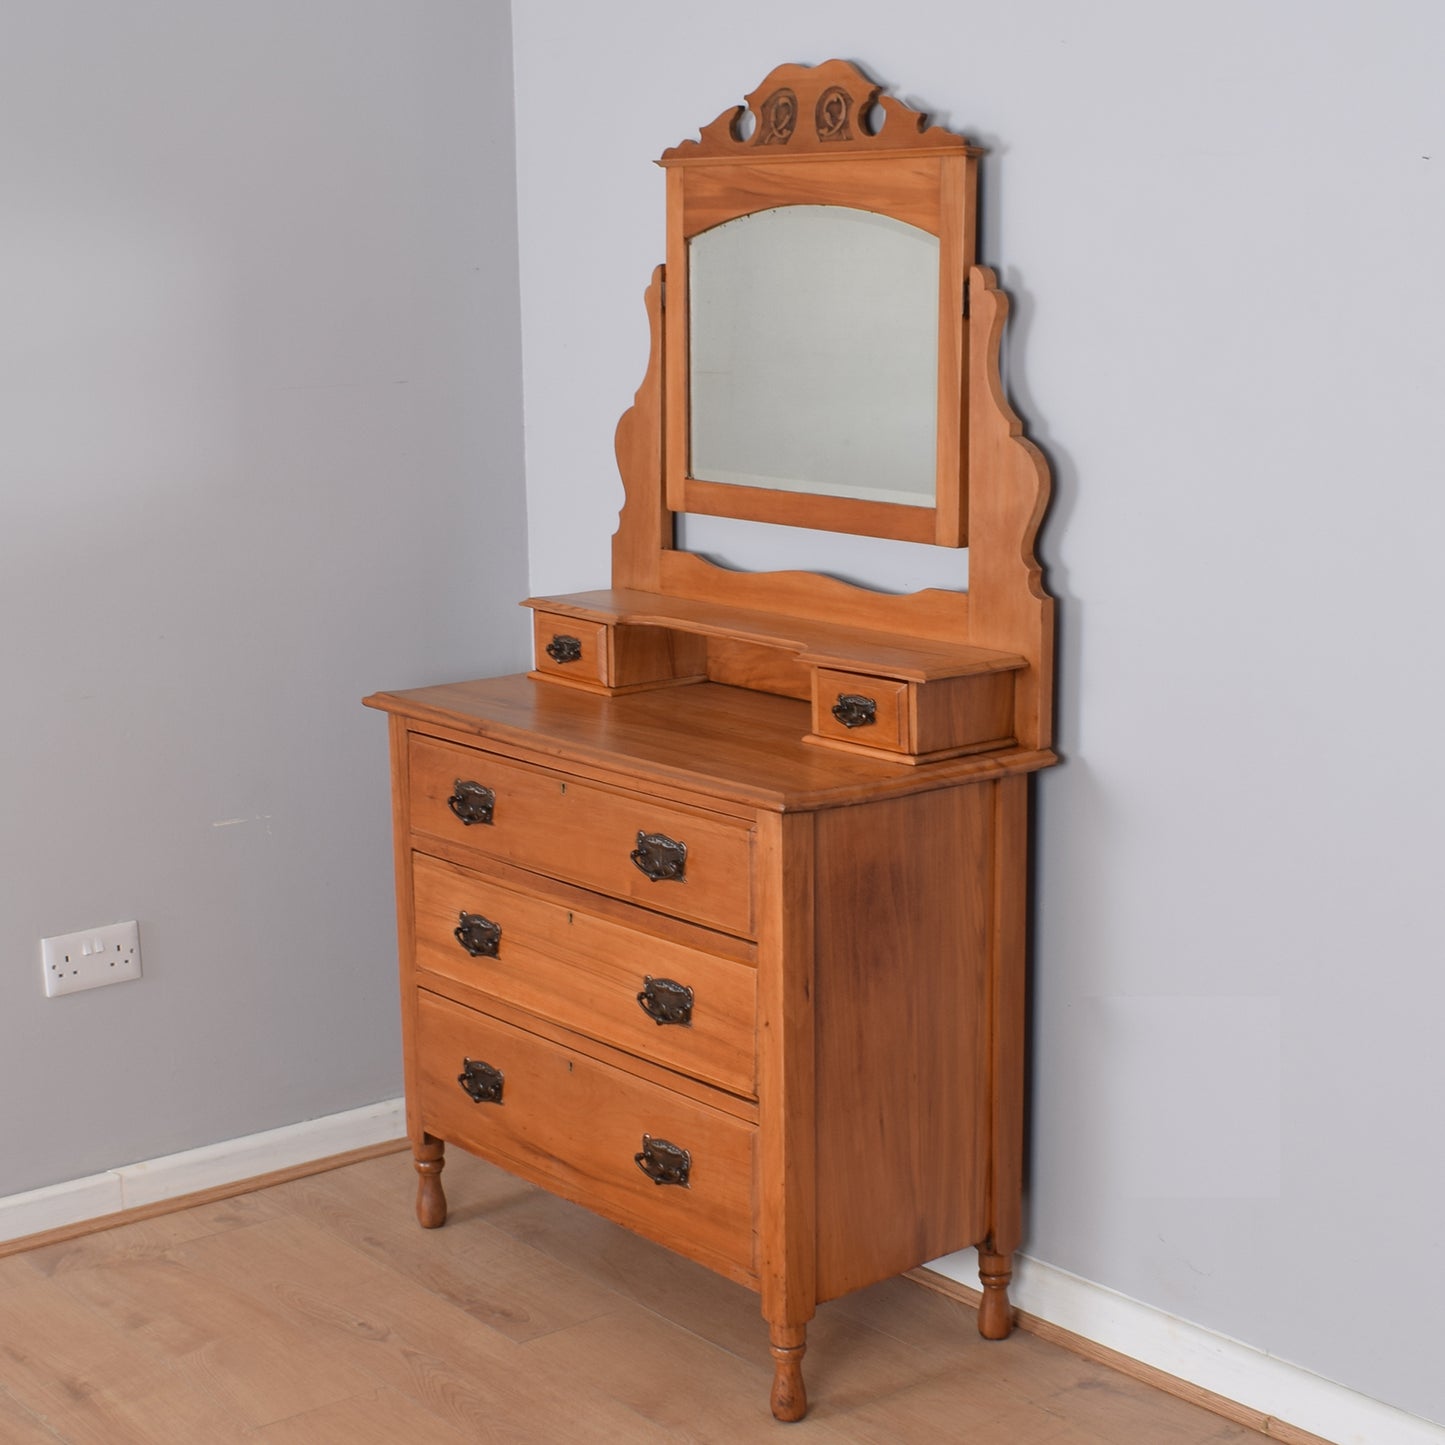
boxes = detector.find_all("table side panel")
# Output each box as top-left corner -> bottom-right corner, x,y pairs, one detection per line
812,781 -> 994,1300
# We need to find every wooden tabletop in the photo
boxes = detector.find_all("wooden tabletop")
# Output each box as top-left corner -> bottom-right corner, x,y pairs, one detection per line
365,675 -> 1054,812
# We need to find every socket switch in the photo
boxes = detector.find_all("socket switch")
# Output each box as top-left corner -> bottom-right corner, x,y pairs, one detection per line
42,921 -> 143,997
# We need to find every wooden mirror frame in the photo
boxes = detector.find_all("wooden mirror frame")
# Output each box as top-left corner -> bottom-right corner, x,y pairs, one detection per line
660,60 -> 980,546
591,58 -> 1052,754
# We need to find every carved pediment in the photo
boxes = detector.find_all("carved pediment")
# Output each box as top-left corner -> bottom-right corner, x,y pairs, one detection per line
659,58 -> 979,164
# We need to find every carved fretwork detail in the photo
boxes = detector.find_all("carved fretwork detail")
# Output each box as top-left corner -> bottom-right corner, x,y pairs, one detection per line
661,59 -> 979,163
756,88 -> 797,145
815,85 -> 852,142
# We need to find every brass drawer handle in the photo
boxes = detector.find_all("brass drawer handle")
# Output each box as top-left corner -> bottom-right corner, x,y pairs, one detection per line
634,1134 -> 691,1187
831,693 -> 877,729
630,830 -> 687,882
637,975 -> 694,1026
545,634 -> 583,664
458,1058 -> 504,1104
454,912 -> 501,959
447,779 -> 495,826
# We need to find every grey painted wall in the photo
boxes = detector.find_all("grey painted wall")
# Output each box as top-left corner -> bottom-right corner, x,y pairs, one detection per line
0,1 -> 529,1195
511,1 -> 1445,1426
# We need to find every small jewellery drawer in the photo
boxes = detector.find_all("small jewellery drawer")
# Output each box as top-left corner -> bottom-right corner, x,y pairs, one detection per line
808,667 -> 1018,761
412,853 -> 757,1096
417,989 -> 756,1281
407,733 -> 755,936
531,612 -> 609,686
811,669 -> 910,752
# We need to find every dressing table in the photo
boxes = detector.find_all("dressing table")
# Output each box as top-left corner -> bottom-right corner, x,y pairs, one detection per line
365,60 -> 1055,1421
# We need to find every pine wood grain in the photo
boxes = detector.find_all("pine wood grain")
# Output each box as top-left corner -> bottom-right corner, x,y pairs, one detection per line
659,61 -> 976,546
411,851 -> 758,1097
811,785 -> 992,1300
414,990 -> 758,1284
528,612 -> 609,686
366,676 -> 1055,815
524,587 -> 1016,681
673,477 -> 939,543
656,549 -> 973,647
610,266 -> 670,594
660,61 -> 980,167
405,729 -> 757,936
365,65 -> 1065,1423
810,670 -> 910,752
669,141 -> 967,201
754,809 -> 819,1419
964,264 -> 1055,750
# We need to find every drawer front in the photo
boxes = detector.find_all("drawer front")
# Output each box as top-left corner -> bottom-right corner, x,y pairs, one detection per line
532,612 -> 609,686
417,989 -> 756,1281
408,733 -> 755,936
812,669 -> 910,752
413,853 -> 756,1097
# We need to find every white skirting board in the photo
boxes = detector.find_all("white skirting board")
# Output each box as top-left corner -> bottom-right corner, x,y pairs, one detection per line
0,1097 -> 405,1245
929,1247 -> 1445,1445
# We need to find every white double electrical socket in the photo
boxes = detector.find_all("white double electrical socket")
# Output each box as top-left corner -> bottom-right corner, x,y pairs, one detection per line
41,921 -> 143,997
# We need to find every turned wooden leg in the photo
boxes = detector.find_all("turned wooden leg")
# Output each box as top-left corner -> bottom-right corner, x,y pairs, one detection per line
978,1250 -> 1014,1339
768,1322 -> 807,1422
413,1134 -> 447,1229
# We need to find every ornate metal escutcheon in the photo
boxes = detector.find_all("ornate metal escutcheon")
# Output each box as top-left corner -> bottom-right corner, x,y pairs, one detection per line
831,693 -> 877,729
636,975 -> 694,1027
447,779 -> 495,826
454,911 -> 501,959
457,1058 -> 504,1104
545,634 -> 583,664
634,1134 -> 691,1187
630,830 -> 687,882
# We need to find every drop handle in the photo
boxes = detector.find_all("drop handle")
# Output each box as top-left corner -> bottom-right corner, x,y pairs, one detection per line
630,830 -> 687,882
545,634 -> 583,664
458,1058 -> 504,1104
634,1134 -> 691,1187
636,975 -> 694,1026
454,912 -> 501,959
831,694 -> 877,729
447,779 -> 495,826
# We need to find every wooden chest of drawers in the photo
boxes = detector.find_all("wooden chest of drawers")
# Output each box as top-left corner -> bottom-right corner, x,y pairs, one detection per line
367,59 -> 1059,1421
366,673 -> 1051,1418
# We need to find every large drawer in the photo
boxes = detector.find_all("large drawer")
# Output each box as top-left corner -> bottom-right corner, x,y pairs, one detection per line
407,732 -> 755,936
416,989 -> 756,1282
412,852 -> 756,1097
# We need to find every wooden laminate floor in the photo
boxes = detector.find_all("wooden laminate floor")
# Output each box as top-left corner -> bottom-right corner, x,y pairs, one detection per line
0,1150 -> 1266,1444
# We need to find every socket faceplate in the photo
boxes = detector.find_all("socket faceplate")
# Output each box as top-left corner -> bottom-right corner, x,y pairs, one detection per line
42,921 -> 143,997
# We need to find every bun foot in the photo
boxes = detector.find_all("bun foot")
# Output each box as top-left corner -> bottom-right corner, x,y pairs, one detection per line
978,1250 -> 1014,1339
768,1324 -> 807,1422
413,1136 -> 447,1229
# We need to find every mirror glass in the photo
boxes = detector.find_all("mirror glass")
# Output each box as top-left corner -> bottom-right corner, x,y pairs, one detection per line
688,205 -> 940,508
